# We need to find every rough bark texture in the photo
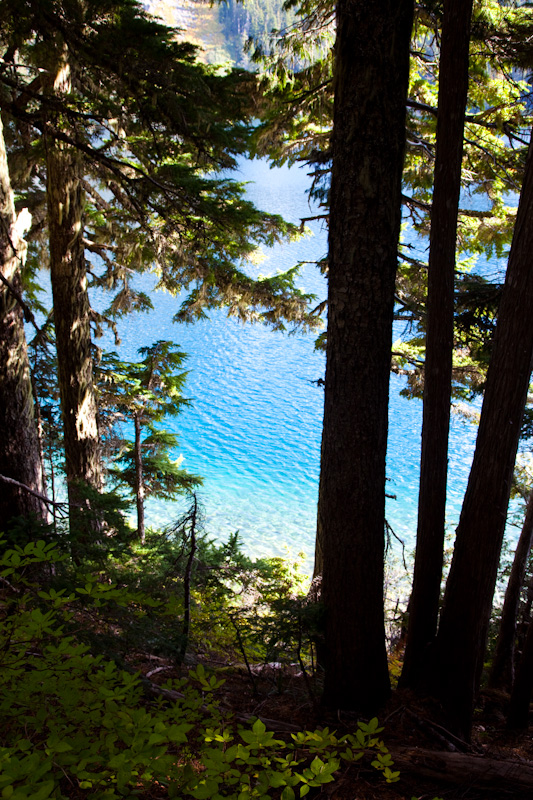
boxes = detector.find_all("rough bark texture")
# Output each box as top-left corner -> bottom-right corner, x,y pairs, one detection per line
316,0 -> 414,712
401,0 -> 473,689
46,139 -> 101,495
45,56 -> 102,529
426,132 -> 533,740
489,491 -> 533,690
0,115 -> 46,523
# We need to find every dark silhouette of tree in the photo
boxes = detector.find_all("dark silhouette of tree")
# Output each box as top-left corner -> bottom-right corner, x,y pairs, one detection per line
425,130 -> 533,741
317,0 -> 414,712
508,591 -> 533,729
489,490 -> 533,691
401,0 -> 473,690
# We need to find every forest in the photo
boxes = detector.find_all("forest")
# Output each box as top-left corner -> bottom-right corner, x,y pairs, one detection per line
218,0 -> 295,66
3,0 -> 533,798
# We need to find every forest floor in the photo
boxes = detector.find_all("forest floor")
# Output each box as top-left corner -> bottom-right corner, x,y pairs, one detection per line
130,648 -> 533,800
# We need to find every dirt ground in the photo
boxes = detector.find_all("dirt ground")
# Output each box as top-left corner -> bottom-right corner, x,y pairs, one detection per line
134,650 -> 533,800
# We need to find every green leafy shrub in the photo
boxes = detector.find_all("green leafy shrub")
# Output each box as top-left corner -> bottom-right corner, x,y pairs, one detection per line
0,538 -> 402,798
67,517 -> 320,677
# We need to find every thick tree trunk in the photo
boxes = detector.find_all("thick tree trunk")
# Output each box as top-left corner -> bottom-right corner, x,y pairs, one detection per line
316,0 -> 414,712
489,491 -> 533,690
134,413 -> 145,544
44,55 -> 102,534
401,0 -> 473,689
426,131 -> 533,740
46,141 -> 101,498
0,115 -> 46,523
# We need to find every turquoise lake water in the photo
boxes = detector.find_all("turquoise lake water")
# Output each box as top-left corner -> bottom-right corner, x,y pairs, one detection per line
101,157 -> 491,569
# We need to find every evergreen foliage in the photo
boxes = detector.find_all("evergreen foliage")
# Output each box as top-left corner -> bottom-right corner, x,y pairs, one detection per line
97,342 -> 202,540
254,0 -> 533,369
219,0 -> 296,68
0,0 -> 318,332
0,0 -> 319,534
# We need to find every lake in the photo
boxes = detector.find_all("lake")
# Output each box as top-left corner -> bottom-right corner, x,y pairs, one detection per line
105,157 -> 487,571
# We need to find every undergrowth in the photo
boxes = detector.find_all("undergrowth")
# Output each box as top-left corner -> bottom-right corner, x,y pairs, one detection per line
0,512 -> 442,799
0,537 -> 399,798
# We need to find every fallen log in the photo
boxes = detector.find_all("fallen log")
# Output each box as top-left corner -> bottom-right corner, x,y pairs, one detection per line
392,746 -> 533,790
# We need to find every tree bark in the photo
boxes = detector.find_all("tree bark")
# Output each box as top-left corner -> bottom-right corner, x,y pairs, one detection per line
508,607 -> 533,729
134,412 -> 145,544
392,746 -> 533,790
316,0 -> 414,712
489,491 -> 533,690
401,0 -> 473,689
0,114 -> 46,523
44,53 -> 102,533
425,130 -> 533,741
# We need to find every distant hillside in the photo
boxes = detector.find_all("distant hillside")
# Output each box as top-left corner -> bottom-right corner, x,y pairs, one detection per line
144,0 -> 233,64
145,0 -> 293,66
219,0 -> 294,66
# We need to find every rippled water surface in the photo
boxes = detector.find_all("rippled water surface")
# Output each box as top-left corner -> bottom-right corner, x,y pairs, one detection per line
106,159 -> 484,566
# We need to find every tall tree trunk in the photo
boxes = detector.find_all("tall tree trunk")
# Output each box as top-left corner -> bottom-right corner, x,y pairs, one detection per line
507,611 -> 533,729
0,114 -> 46,523
316,0 -> 414,712
44,53 -> 102,533
489,491 -> 533,690
401,0 -> 473,689
425,131 -> 533,741
134,412 -> 145,544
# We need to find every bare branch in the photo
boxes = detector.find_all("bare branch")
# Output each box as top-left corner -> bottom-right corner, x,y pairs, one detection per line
0,473 -> 66,511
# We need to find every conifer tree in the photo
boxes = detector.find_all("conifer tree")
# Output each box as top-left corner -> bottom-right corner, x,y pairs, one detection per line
97,342 -> 201,543
254,0 -> 533,303
0,0 -> 318,529
255,0 -> 533,721
43,42 -> 103,529
401,0 -> 474,690
317,0 -> 413,712
425,129 -> 533,740
0,114 -> 46,522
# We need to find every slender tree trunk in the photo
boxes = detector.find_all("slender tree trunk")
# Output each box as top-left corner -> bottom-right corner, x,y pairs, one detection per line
0,114 -> 46,523
489,491 -> 533,690
134,412 -> 145,544
425,131 -> 533,741
401,0 -> 473,689
44,53 -> 102,533
508,612 -> 533,729
177,493 -> 198,666
316,0 -> 414,712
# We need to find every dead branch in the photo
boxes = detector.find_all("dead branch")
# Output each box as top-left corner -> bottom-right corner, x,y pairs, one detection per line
0,473 -> 65,512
